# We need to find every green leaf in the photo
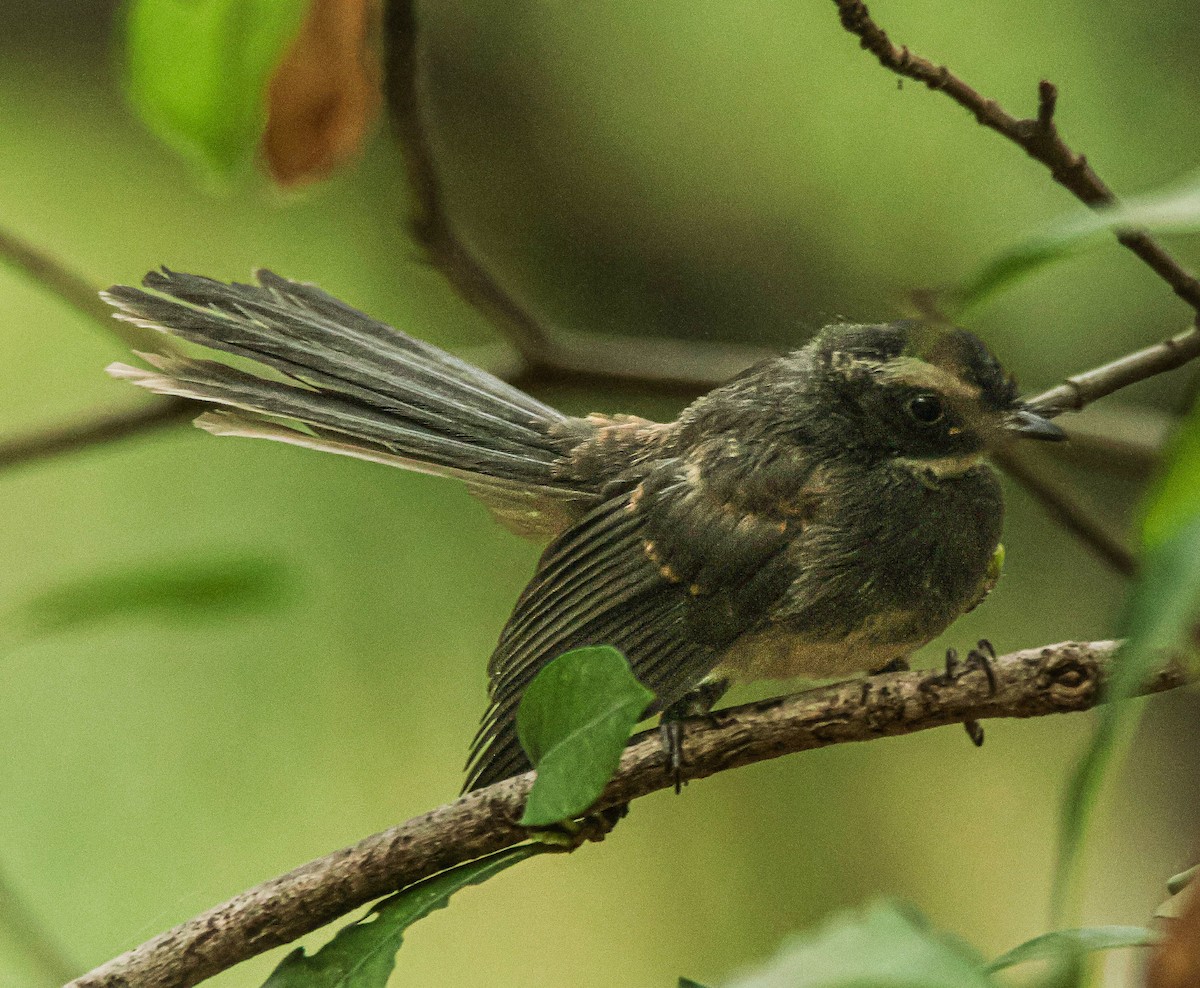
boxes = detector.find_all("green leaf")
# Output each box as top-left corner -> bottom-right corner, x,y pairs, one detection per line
125,0 -> 309,175
987,926 -> 1158,973
262,845 -> 540,988
15,554 -> 291,635
1168,864 -> 1198,896
517,645 -> 654,827
955,169 -> 1200,313
1054,404 -> 1200,920
721,900 -> 993,988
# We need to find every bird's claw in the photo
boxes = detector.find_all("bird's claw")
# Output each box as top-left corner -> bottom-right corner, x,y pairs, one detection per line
873,655 -> 911,674
942,639 -> 998,747
659,717 -> 686,794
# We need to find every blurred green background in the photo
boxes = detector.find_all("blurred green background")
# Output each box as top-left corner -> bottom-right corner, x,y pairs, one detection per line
0,1 -> 1196,985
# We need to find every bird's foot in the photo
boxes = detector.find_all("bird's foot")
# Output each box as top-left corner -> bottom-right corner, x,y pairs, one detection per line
873,656 -> 911,674
942,640 -> 998,747
658,678 -> 729,794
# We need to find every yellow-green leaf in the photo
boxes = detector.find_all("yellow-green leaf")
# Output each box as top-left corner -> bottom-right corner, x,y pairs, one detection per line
125,0 -> 309,175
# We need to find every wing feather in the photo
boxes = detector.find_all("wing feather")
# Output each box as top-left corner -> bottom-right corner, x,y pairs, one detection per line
464,447 -> 815,792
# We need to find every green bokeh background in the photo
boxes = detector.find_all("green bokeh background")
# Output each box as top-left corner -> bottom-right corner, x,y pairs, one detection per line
0,2 -> 1196,986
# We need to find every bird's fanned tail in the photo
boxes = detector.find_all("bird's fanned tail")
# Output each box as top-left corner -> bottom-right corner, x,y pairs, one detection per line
105,269 -> 596,536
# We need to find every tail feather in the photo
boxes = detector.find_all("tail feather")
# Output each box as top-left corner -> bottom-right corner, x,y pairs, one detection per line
104,269 -> 593,499
104,269 -> 565,454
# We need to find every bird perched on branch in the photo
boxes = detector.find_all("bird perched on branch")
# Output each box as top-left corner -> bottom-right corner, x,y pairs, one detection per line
105,269 -> 1063,791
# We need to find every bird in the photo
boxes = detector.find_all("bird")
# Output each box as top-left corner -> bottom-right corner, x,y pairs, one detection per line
103,268 -> 1064,792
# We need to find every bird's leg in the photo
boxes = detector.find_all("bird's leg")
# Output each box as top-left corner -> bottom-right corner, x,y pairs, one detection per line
659,677 -> 730,794
942,640 -> 997,747
872,655 -> 911,674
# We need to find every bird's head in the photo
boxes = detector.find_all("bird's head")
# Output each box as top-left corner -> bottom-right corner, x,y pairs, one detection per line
792,320 -> 1063,471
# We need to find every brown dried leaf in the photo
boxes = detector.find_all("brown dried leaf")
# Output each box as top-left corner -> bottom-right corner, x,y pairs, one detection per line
261,0 -> 381,186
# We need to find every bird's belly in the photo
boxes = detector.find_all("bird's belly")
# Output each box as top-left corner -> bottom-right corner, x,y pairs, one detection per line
712,610 -> 931,683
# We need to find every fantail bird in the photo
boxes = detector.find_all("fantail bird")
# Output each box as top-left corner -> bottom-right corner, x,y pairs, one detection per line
104,269 -> 1064,791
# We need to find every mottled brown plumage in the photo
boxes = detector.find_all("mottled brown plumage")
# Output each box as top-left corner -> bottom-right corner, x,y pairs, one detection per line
104,270 -> 1061,793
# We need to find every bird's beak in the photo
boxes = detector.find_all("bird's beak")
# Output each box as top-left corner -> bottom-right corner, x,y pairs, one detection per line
1006,406 -> 1067,441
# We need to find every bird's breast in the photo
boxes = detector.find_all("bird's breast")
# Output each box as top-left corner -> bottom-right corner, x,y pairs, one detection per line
714,461 -> 1005,682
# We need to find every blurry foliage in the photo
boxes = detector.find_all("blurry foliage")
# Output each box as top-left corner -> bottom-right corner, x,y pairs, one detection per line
262,846 -> 539,988
955,169 -> 1200,315
125,0 -> 308,174
12,552 -> 291,636
1056,398 -> 1200,920
689,903 -> 1156,988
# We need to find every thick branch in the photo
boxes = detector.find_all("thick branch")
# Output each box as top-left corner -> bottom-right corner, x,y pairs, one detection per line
69,641 -> 1190,988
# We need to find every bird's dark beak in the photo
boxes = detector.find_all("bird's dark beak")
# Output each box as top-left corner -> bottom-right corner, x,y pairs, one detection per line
1006,406 -> 1067,441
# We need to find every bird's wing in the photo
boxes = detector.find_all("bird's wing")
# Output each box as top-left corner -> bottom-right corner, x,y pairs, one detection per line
464,446 -> 815,791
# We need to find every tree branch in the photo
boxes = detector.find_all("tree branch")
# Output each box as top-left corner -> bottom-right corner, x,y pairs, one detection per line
0,225 -> 167,353
382,0 -> 774,393
829,0 -> 1200,570
992,444 -> 1137,576
69,640 -> 1191,988
831,1 -> 1200,315
0,398 -> 194,472
1027,327 -> 1200,417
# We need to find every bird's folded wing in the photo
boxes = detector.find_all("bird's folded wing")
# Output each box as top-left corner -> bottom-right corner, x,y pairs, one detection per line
463,451 -> 810,791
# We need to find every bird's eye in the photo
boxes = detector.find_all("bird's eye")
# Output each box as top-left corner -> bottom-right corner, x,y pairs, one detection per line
907,393 -> 945,424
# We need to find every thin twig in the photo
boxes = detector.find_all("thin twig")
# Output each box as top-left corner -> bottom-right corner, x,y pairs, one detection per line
1027,327 -> 1200,417
829,0 -> 1200,569
831,1 -> 1200,314
0,398 -> 194,472
993,444 -> 1137,576
68,641 -> 1190,988
0,225 -> 166,353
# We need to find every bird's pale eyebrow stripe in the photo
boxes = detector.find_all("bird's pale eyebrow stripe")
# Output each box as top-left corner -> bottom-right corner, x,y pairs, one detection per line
876,356 -> 981,400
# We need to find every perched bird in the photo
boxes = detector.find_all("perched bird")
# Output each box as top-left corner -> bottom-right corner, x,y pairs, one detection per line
104,269 -> 1063,792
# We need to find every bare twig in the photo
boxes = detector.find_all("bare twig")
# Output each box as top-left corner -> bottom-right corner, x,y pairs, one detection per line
1027,327 -> 1200,417
69,641 -> 1190,988
831,1 -> 1200,314
993,444 -> 1137,576
829,0 -> 1200,569
0,225 -> 166,353
0,398 -> 194,472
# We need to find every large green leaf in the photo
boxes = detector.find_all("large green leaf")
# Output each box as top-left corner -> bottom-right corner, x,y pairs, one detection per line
987,926 -> 1158,973
517,645 -> 654,827
262,845 -> 540,988
1054,403 -> 1200,919
124,0 -> 309,174
14,553 -> 290,635
721,900 -> 993,988
955,170 -> 1200,312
